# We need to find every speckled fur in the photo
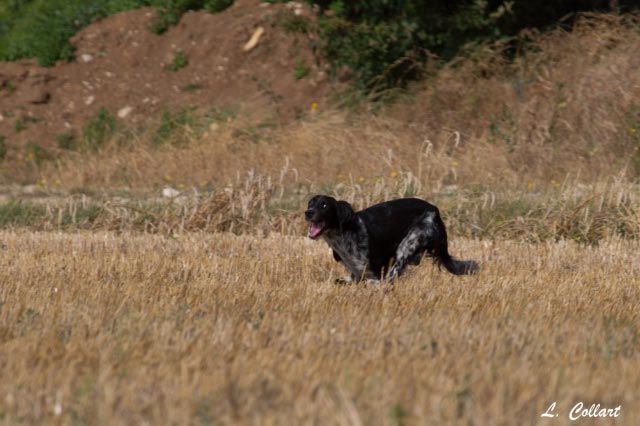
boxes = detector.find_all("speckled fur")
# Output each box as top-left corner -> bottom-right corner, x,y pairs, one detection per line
305,195 -> 479,284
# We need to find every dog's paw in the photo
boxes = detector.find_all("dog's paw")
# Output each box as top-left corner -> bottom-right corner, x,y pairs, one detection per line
334,276 -> 353,285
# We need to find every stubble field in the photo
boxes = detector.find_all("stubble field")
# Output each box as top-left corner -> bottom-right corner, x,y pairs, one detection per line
1,231 -> 638,425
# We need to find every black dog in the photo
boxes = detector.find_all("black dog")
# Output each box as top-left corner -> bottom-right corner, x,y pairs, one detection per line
305,195 -> 478,283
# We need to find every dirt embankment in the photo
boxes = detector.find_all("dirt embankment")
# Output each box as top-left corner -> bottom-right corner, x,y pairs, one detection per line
0,0 -> 342,162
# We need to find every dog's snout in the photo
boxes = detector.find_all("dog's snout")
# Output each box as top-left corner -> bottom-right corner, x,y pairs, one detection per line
305,209 -> 314,220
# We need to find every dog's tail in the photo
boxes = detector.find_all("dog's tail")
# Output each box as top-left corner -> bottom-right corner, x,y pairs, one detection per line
429,211 -> 479,275
441,256 -> 479,275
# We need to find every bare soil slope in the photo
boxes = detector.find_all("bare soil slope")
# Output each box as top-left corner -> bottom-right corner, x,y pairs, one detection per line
0,0 -> 339,160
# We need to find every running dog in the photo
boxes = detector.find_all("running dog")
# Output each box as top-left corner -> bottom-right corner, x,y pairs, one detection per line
305,195 -> 479,283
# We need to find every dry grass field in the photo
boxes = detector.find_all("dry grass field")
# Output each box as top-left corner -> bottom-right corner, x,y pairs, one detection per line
0,231 -> 638,425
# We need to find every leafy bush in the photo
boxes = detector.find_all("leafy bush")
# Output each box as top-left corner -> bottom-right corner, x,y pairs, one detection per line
310,0 -> 639,90
84,108 -> 118,151
313,0 -> 513,90
56,132 -> 77,151
294,58 -> 310,80
151,0 -> 233,34
166,48 -> 189,71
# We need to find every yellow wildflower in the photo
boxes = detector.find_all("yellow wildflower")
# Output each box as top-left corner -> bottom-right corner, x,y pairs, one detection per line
358,177 -> 365,183
390,171 -> 398,178
311,102 -> 318,111
452,161 -> 459,167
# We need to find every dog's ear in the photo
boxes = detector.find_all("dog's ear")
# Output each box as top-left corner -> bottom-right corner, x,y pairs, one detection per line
336,200 -> 354,232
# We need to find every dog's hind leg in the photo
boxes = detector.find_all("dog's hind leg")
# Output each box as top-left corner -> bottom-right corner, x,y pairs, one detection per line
388,213 -> 434,282
387,210 -> 446,283
388,209 -> 479,282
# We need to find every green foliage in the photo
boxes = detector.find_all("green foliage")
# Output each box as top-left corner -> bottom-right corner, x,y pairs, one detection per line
13,118 -> 26,134
25,140 -> 53,165
275,10 -> 310,34
204,0 -> 233,13
0,0 -> 233,64
151,0 -> 233,34
153,107 -> 201,147
0,135 -> 6,160
84,108 -> 118,151
0,201 -> 46,228
56,132 -> 77,151
166,48 -> 189,71
314,0 -> 512,90
0,0 -> 110,66
389,404 -> 408,426
294,58 -> 310,80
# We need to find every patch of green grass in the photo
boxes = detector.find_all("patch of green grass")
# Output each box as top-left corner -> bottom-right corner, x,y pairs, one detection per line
166,48 -> 188,72
13,116 -> 43,134
0,200 -> 47,227
179,83 -> 204,92
204,0 -> 233,14
13,118 -> 26,134
56,132 -> 77,150
389,404 -> 408,426
84,108 -> 118,151
152,107 -> 201,147
205,104 -> 239,123
61,204 -> 102,226
25,140 -> 53,165
0,135 -> 6,160
294,58 -> 310,80
275,10 -> 310,34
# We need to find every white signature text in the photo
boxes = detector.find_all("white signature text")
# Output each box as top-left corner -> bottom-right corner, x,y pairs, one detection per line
541,402 -> 621,420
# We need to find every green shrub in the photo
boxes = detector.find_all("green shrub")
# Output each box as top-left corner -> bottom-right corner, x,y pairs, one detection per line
84,108 -> 118,151
0,135 -> 6,160
204,0 -> 233,14
314,0 -> 512,90
166,48 -> 189,71
151,0 -> 233,34
0,201 -> 46,227
56,132 -> 77,150
294,58 -> 310,80
153,107 -> 201,147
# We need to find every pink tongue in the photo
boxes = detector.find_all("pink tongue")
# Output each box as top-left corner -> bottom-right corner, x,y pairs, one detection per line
309,223 -> 322,238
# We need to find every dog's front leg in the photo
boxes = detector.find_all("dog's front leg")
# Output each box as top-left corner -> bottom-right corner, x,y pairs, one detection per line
387,262 -> 402,283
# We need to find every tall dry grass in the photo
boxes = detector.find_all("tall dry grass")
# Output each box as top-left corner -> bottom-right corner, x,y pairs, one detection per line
0,232 -> 638,425
2,171 -> 638,243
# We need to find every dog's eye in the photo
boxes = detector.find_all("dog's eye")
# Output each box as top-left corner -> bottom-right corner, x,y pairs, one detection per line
321,204 -> 327,209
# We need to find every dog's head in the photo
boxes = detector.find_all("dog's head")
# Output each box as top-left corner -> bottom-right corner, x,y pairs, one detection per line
305,195 -> 354,239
